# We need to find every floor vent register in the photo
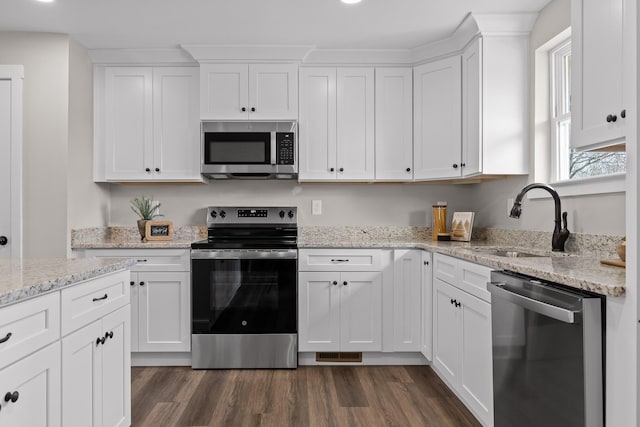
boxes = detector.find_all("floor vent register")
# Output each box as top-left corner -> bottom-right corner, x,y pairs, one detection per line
315,352 -> 363,363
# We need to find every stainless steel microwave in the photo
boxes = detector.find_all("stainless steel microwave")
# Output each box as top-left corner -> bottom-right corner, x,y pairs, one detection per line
201,121 -> 297,179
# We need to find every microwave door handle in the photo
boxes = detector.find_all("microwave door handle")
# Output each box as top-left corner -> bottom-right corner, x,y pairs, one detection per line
270,131 -> 277,165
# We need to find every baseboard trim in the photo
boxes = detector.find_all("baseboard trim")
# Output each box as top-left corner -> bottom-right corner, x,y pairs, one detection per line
298,352 -> 430,366
132,352 -> 191,367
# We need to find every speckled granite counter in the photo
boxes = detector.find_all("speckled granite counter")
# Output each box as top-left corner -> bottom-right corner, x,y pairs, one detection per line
71,225 -> 626,297
0,257 -> 136,308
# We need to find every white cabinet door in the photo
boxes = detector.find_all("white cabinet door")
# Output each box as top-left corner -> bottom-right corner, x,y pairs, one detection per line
137,271 -> 190,352
421,251 -> 433,361
571,0 -> 625,149
462,39 -> 482,176
298,272 -> 341,351
249,64 -> 298,120
432,279 -> 461,387
104,67 -> 153,181
152,67 -> 200,181
101,306 -> 131,427
62,320 -> 102,427
129,276 -> 139,352
413,57 -> 462,180
459,290 -> 493,427
299,68 -> 337,180
392,250 -> 422,351
200,64 -> 248,120
339,271 -> 382,351
0,342 -> 60,427
375,68 -> 414,181
336,68 -> 375,181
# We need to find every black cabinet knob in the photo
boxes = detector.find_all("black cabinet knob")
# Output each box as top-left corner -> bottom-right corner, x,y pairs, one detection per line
423,261 -> 429,266
452,164 -> 458,169
140,281 -> 145,286
241,107 -> 247,112
251,107 -> 256,112
406,168 -> 411,172
461,163 -> 466,167
621,109 -> 626,119
4,391 -> 18,403
343,281 -> 348,286
105,331 -> 114,340
130,281 -> 135,286
145,168 -> 151,172
606,114 -> 618,123
0,236 -> 7,246
96,336 -> 106,346
329,167 -> 335,172
339,168 -> 344,172
332,281 -> 338,285
155,168 -> 160,172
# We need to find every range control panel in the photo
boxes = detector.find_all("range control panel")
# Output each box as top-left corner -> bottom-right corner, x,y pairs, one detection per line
207,206 -> 297,226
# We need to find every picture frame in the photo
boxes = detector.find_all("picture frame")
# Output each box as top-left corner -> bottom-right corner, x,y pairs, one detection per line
450,212 -> 475,242
144,220 -> 174,241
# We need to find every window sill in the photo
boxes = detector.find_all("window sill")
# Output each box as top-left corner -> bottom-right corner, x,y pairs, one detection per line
527,173 -> 626,199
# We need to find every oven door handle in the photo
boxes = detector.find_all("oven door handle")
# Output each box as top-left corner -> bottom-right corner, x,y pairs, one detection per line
191,249 -> 298,260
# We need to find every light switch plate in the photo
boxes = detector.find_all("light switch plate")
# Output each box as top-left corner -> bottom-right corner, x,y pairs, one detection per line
312,200 -> 322,215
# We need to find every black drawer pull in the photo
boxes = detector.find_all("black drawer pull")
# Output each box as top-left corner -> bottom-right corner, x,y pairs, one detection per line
136,259 -> 148,263
0,333 -> 12,344
105,331 -> 114,340
92,294 -> 108,302
96,336 -> 106,346
4,391 -> 18,403
331,259 -> 349,262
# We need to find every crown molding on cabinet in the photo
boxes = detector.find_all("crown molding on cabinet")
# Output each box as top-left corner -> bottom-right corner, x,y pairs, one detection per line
87,13 -> 538,66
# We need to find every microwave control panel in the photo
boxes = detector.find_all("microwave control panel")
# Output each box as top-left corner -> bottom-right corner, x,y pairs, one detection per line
276,133 -> 295,165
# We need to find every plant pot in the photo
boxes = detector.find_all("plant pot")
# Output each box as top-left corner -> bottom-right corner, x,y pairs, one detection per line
137,219 -> 148,241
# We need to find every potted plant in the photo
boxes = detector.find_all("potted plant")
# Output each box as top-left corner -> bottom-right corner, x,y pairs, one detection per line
130,196 -> 162,240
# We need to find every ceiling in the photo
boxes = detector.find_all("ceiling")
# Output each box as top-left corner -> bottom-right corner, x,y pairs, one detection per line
2,0 -> 552,51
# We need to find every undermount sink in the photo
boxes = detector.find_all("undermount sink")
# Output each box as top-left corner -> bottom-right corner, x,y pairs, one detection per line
471,247 -> 548,258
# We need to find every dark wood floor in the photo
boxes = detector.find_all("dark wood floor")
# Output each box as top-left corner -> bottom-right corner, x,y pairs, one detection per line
132,365 -> 481,427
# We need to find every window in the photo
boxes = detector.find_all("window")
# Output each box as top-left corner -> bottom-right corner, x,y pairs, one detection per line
549,39 -> 626,183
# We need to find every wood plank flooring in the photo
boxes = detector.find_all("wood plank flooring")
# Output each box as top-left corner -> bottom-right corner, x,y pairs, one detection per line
132,365 -> 481,427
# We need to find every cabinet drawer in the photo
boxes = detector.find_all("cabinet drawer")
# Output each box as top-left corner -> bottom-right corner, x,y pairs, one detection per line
433,253 -> 458,284
458,260 -> 492,302
81,249 -> 190,271
61,270 -> 130,336
298,249 -> 382,271
0,292 -> 60,370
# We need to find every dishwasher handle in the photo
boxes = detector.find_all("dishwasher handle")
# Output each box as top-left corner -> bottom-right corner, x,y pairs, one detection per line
488,282 -> 581,324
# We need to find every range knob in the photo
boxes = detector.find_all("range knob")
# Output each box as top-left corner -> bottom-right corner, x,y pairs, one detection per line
220,210 -> 226,218
210,210 -> 217,218
279,210 -> 285,218
288,210 -> 295,219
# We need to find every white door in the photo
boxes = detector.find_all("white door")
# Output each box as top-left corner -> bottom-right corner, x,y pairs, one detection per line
62,320 -> 102,427
104,67 -> 153,181
137,271 -> 190,352
101,306 -> 131,427
152,67 -> 200,181
298,68 -> 337,181
0,66 -> 23,259
0,342 -> 60,427
249,64 -> 298,120
413,56 -> 462,180
200,64 -> 248,120
339,271 -> 382,351
375,68 -> 414,181
336,68 -> 375,181
298,272 -> 340,351
432,279 -> 461,387
392,250 -> 422,351
462,39 -> 482,176
459,291 -> 493,427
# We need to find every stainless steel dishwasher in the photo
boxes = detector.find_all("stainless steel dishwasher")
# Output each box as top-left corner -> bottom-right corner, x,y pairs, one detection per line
488,271 -> 604,427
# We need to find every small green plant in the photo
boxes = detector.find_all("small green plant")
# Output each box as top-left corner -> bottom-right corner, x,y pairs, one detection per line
130,196 -> 162,220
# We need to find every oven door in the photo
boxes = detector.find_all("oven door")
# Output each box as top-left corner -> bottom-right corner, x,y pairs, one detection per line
191,249 -> 297,334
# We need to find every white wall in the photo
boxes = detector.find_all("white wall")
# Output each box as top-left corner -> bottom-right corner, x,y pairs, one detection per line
108,181 -> 474,228
471,0 -> 626,236
0,32 -> 70,257
67,37 -> 110,254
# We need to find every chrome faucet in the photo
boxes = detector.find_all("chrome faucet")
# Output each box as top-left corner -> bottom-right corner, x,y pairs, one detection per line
509,183 -> 570,252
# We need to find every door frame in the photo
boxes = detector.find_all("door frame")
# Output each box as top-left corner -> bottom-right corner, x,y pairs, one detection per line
1,65 -> 23,258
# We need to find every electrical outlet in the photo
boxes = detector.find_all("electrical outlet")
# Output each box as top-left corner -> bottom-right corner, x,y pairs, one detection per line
507,198 -> 514,216
312,200 -> 322,216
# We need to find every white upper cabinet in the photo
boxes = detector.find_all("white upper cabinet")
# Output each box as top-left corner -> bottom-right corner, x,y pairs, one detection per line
375,68 -> 414,181
571,0 -> 625,149
200,63 -> 298,120
299,67 -> 375,181
413,56 -> 462,180
97,66 -> 201,182
462,36 -> 529,177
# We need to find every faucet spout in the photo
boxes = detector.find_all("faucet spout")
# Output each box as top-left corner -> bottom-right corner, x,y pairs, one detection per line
509,183 -> 570,252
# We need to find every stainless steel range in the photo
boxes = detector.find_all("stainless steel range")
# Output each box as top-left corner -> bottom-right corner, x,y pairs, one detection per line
190,206 -> 297,369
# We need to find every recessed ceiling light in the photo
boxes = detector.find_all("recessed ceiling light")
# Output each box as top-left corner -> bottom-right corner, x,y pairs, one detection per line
341,0 -> 363,4
36,0 -> 55,3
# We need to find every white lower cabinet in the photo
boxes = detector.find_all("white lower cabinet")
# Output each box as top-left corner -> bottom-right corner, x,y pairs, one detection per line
432,254 -> 493,427
298,271 -> 382,352
392,250 -> 423,351
0,342 -> 61,426
62,305 -> 131,427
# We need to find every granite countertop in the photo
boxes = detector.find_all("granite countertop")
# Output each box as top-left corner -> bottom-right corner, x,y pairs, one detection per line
0,257 -> 137,308
71,225 -> 626,297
